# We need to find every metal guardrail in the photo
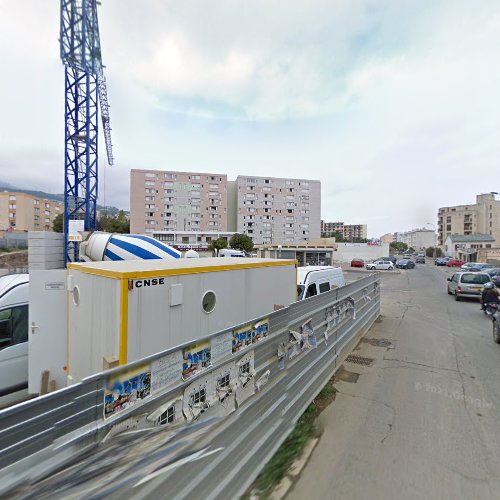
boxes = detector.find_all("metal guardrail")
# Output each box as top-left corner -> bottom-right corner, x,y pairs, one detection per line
0,273 -> 380,496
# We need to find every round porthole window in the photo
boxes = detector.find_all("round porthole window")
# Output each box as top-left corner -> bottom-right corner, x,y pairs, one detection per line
202,290 -> 216,314
72,285 -> 80,306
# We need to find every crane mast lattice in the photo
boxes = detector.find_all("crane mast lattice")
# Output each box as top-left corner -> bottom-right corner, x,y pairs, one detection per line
60,0 -> 113,263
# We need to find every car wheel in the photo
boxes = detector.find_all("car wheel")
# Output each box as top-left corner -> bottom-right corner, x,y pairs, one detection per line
447,286 -> 452,295
493,321 -> 500,344
388,266 -> 393,270
455,291 -> 461,301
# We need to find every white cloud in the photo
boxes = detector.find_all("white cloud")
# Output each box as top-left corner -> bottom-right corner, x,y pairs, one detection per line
0,0 -> 499,236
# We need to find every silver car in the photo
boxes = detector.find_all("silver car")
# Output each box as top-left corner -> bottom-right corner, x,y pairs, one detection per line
366,260 -> 394,271
447,272 -> 491,301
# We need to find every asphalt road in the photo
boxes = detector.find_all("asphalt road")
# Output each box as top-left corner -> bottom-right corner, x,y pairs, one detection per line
288,261 -> 500,500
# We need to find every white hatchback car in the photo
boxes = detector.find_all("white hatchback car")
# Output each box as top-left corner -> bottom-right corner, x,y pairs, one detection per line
366,260 -> 394,271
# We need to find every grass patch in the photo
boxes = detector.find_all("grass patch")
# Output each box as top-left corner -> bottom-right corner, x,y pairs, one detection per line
246,379 -> 337,499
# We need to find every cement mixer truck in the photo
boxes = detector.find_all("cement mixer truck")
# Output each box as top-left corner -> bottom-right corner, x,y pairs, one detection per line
0,232 -> 182,399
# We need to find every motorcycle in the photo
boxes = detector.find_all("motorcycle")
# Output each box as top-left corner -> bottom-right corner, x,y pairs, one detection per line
483,302 -> 499,317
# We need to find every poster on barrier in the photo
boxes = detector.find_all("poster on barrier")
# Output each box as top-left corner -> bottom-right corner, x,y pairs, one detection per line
301,319 -> 317,348
182,340 -> 211,380
252,318 -> 269,344
211,332 -> 233,364
151,351 -> 183,394
232,323 -> 253,353
104,364 -> 151,418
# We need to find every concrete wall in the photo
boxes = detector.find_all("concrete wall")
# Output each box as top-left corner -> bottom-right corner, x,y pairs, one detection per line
334,243 -> 390,263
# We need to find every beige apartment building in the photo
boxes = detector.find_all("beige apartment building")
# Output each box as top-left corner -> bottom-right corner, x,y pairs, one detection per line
437,193 -> 500,247
0,191 -> 63,232
321,220 -> 368,240
130,169 -> 228,234
233,175 -> 321,245
399,228 -> 435,250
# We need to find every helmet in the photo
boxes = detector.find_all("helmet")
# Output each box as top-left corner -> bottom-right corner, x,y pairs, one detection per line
484,282 -> 494,289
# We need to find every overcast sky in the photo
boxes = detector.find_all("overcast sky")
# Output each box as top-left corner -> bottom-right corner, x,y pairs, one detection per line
0,0 -> 499,237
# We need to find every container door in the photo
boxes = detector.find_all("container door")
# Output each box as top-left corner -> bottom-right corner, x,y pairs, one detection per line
29,270 -> 68,394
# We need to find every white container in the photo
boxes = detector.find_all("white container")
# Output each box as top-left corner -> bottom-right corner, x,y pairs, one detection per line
66,257 -> 296,382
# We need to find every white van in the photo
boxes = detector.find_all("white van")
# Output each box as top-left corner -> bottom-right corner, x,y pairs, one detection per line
219,248 -> 247,258
297,266 -> 346,301
0,274 -> 29,397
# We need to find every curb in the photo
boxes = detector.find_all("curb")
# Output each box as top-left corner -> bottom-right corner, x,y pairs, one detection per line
269,437 -> 320,500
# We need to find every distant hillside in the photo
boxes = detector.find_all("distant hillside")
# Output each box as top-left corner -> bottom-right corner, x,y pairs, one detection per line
0,184 -> 125,216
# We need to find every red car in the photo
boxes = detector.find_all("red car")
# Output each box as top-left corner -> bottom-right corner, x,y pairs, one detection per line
351,258 -> 365,268
446,259 -> 465,267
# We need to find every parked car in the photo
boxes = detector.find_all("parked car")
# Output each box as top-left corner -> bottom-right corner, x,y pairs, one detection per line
297,266 -> 346,301
366,260 -> 394,271
435,256 -> 452,266
396,259 -> 415,269
416,256 -> 426,264
460,262 -> 489,271
446,259 -> 465,267
482,268 -> 500,286
351,258 -> 365,268
379,256 -> 397,264
447,272 -> 491,301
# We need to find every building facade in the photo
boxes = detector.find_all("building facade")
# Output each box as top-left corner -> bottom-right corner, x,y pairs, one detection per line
152,230 -> 235,251
321,220 -> 367,240
444,234 -> 495,261
0,192 -> 63,232
380,233 -> 394,244
235,176 -> 321,245
130,169 -> 228,234
399,228 -> 435,250
437,193 -> 500,247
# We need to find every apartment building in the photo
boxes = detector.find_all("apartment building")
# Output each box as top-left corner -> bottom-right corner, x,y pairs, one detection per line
0,191 -> 63,232
379,233 -> 394,244
399,228 -> 435,250
321,220 -> 368,240
234,176 -> 321,245
130,169 -> 228,234
321,220 -> 345,236
437,193 -> 500,246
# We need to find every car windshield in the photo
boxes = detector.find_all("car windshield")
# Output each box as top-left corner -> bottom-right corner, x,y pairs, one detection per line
297,285 -> 305,300
461,273 -> 490,284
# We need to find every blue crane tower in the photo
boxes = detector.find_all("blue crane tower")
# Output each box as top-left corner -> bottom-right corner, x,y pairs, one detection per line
59,0 -> 113,263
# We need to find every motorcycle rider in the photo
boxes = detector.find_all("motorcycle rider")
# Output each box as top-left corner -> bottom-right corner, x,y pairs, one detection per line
480,282 -> 500,311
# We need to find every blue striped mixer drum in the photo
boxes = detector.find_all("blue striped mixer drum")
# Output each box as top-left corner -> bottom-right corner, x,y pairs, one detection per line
81,232 -> 182,261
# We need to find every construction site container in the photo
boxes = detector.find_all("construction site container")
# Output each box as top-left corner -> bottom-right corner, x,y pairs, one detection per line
65,257 -> 296,382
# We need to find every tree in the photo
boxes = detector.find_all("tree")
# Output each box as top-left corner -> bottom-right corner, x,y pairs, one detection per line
426,246 -> 442,258
97,210 -> 130,233
229,233 -> 254,253
390,241 -> 408,252
52,213 -> 63,233
208,237 -> 228,255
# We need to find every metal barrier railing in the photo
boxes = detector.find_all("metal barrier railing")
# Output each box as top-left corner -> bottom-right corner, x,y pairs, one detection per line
0,273 -> 380,496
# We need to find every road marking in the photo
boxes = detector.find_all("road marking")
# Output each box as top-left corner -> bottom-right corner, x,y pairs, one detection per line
133,447 -> 224,487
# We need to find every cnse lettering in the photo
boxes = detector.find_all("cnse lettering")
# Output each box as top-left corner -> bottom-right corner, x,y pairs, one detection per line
135,278 -> 165,288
